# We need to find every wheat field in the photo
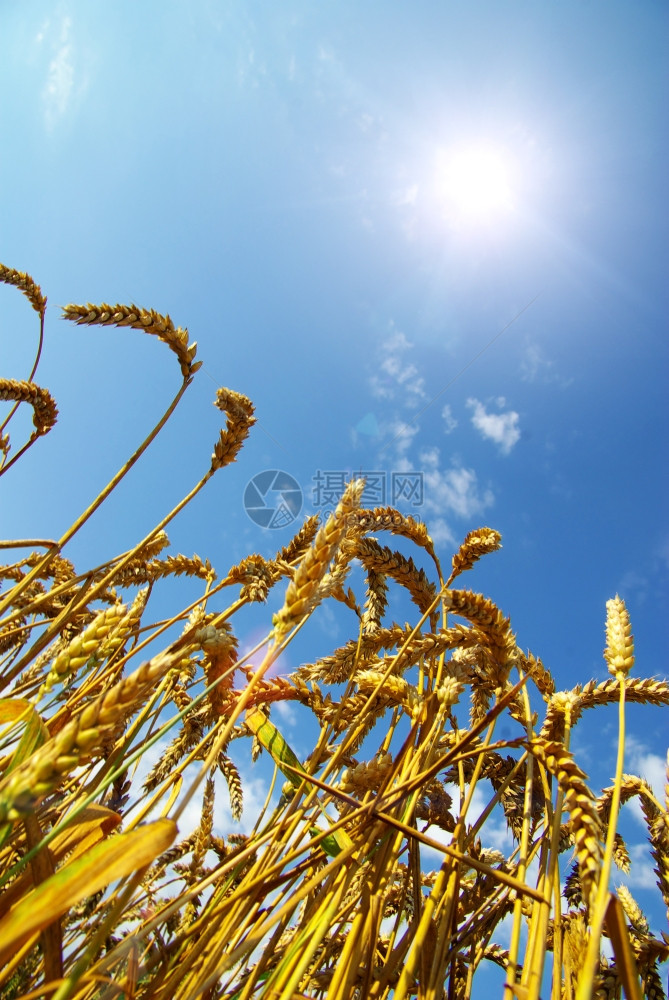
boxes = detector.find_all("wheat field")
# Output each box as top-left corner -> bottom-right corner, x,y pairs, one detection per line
0,264 -> 667,1000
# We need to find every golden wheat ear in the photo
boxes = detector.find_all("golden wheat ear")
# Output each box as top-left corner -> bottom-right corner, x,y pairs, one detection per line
0,378 -> 58,477
272,478 -> 365,638
0,264 -> 47,315
210,387 -> 256,471
449,526 -> 502,583
0,379 -> 57,438
61,301 -> 200,378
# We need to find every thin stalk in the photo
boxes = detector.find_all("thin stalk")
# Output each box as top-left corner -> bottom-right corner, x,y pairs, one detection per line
576,676 -> 639,1000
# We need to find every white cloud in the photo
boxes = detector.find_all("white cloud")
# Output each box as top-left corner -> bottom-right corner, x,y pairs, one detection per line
441,404 -> 458,434
370,325 -> 427,405
400,446 -> 494,521
273,699 -> 298,728
520,338 -> 573,388
423,462 -> 494,520
520,341 -> 553,382
42,16 -> 74,131
467,397 -> 521,455
622,842 -> 663,891
385,329 -> 411,353
383,418 -> 420,456
426,518 -> 456,548
626,738 -> 666,804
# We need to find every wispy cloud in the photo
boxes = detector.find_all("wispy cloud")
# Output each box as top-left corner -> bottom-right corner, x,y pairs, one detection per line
391,444 -> 494,522
520,341 -> 553,382
420,450 -> 494,520
626,737 -> 667,805
442,404 -> 458,434
467,397 -> 520,455
520,338 -> 573,387
369,325 -> 427,406
385,418 -> 420,455
41,15 -> 75,131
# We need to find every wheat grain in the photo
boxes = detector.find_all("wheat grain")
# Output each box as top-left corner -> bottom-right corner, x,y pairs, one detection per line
0,263 -> 47,314
356,669 -> 420,718
276,514 -> 321,566
113,553 -> 214,587
339,752 -> 393,797
639,961 -> 665,1000
612,833 -> 631,874
538,690 -> 583,742
144,725 -> 201,792
519,650 -> 555,698
563,912 -> 589,994
638,787 -> 669,911
211,387 -> 256,471
416,780 -> 455,831
445,589 -> 517,682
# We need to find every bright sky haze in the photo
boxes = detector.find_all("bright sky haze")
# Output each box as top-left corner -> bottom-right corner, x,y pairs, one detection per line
1,0 -> 668,942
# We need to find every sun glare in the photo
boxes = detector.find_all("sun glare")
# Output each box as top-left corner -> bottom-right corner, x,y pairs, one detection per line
436,144 -> 516,226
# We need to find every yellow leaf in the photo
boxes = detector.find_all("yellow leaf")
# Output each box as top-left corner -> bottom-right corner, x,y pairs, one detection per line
0,818 -> 176,966
0,698 -> 48,769
0,698 -> 49,847
1,804 -> 122,913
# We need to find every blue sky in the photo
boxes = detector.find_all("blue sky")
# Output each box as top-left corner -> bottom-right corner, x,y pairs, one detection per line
1,0 -> 668,937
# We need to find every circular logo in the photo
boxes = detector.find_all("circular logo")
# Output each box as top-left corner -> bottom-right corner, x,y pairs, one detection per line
243,470 -> 302,529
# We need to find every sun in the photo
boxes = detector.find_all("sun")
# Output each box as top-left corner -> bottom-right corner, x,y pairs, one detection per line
435,143 -> 516,226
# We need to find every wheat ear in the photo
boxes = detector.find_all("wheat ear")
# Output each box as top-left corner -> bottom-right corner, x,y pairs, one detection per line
62,302 -> 199,377
210,388 -> 256,471
0,647 -> 182,821
448,527 -> 502,583
272,478 -> 364,637
0,264 -> 47,315
38,602 -> 127,695
604,594 -> 635,678
0,379 -> 57,437
527,738 -> 602,910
